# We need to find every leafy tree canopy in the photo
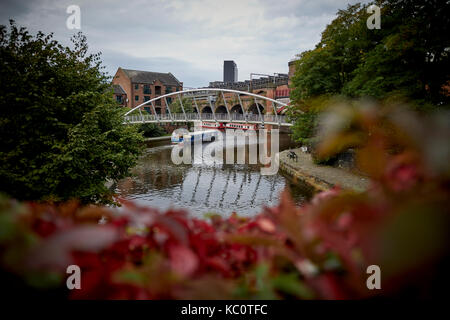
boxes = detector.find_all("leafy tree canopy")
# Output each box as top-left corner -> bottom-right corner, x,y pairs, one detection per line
0,21 -> 143,204
290,0 -> 450,107
289,0 -> 450,148
170,96 -> 194,114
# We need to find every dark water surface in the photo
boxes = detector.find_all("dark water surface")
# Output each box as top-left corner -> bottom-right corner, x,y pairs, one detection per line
115,134 -> 312,218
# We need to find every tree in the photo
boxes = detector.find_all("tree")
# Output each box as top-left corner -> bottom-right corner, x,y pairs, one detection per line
344,0 -> 450,105
290,3 -> 372,105
289,0 -> 450,158
287,95 -> 335,152
170,96 -> 194,114
137,123 -> 166,138
289,110 -> 318,146
0,21 -> 143,204
289,48 -> 341,103
170,96 -> 195,129
290,0 -> 450,107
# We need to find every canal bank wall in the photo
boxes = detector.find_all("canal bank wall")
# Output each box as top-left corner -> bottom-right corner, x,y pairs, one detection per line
144,135 -> 171,142
279,149 -> 369,192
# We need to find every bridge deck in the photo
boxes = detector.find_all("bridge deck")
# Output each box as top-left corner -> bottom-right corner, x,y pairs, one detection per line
124,113 -> 292,126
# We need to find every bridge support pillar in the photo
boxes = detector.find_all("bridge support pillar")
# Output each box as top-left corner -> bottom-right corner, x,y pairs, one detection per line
193,97 -> 201,121
237,93 -> 247,123
164,96 -> 174,121
177,94 -> 188,122
254,96 -> 264,125
221,91 -> 232,122
208,96 -> 217,122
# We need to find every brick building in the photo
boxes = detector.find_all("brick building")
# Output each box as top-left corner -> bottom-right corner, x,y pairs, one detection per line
111,84 -> 127,107
288,59 -> 298,84
112,68 -> 183,114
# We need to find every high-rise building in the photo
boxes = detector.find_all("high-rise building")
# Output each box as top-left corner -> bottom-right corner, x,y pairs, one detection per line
223,60 -> 238,83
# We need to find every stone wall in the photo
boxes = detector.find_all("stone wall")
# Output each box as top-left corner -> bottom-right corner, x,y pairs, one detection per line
279,149 -> 369,192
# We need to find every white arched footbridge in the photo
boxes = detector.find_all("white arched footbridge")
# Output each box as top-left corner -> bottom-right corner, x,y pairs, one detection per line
123,88 -> 292,126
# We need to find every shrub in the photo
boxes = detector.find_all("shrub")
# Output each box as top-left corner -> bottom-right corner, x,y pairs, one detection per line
290,111 -> 318,146
0,22 -> 143,204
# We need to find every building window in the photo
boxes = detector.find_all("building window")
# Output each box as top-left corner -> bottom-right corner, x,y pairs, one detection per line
166,87 -> 172,94
167,97 -> 172,104
144,85 -> 151,94
155,86 -> 161,95
144,106 -> 151,114
135,84 -> 139,90
135,95 -> 139,101
116,95 -> 123,103
155,99 -> 161,106
144,96 -> 150,102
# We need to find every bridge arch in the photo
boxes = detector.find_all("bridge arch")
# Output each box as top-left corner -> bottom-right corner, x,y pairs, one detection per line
201,105 -> 213,114
230,104 -> 243,114
248,103 -> 265,114
215,105 -> 228,114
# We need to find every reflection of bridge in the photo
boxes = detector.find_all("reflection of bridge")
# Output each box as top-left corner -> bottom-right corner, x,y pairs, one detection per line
129,165 -> 283,209
178,167 -> 283,208
123,88 -> 293,127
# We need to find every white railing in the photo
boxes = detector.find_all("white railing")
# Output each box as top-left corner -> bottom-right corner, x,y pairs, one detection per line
124,113 -> 290,125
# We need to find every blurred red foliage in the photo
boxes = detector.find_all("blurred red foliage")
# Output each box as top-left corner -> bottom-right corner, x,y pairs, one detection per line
0,102 -> 449,299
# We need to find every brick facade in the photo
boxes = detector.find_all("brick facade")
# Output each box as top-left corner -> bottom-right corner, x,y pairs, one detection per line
111,67 -> 183,115
111,84 -> 127,107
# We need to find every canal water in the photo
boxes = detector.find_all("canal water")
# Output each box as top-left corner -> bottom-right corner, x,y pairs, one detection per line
115,133 -> 312,218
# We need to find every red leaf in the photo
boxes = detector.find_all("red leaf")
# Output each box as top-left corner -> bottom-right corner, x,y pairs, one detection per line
168,245 -> 199,277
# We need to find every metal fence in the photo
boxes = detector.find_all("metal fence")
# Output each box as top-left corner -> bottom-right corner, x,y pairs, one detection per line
124,113 -> 290,125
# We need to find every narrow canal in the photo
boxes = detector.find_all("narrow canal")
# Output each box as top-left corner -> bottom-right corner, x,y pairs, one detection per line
115,133 -> 312,218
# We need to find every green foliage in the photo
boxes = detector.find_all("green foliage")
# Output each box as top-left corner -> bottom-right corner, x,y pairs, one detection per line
170,97 -> 195,130
287,95 -> 336,149
290,0 -> 450,108
136,123 -> 166,138
289,0 -> 450,160
0,21 -> 143,204
289,48 -> 340,103
290,111 -> 318,146
290,3 -> 372,104
170,97 -> 194,113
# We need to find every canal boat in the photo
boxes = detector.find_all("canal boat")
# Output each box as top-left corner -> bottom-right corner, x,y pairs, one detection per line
200,122 -> 225,130
200,121 -> 259,131
171,131 -> 184,143
224,123 -> 258,131
183,129 -> 220,143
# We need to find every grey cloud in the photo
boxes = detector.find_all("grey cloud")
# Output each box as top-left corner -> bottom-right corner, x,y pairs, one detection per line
0,0 -> 35,21
0,0 -> 372,87
101,51 -> 217,87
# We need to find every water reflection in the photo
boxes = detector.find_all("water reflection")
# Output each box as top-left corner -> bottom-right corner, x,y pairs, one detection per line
115,134 -> 312,218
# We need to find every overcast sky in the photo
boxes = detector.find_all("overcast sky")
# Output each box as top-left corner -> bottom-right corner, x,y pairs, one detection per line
0,0 -> 369,88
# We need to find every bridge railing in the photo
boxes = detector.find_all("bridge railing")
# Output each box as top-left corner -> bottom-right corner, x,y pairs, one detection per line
124,113 -> 289,125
